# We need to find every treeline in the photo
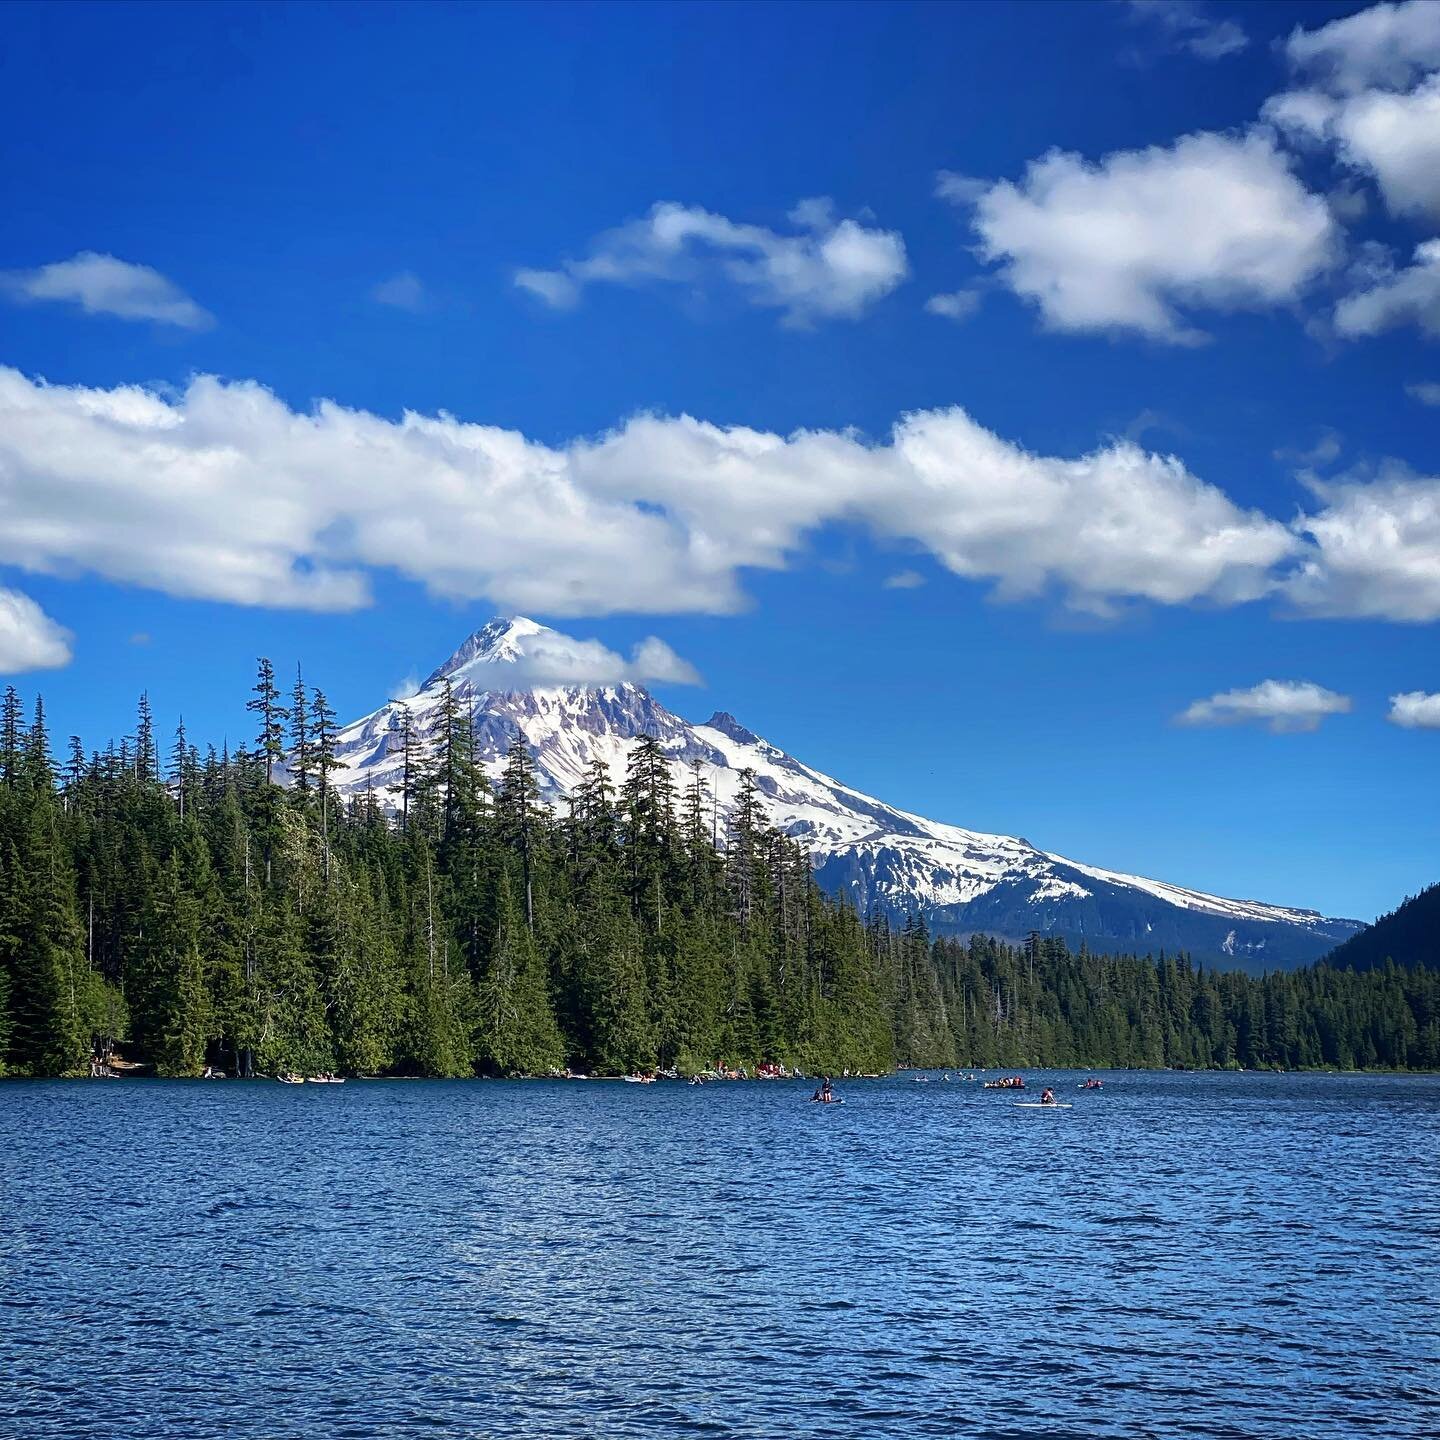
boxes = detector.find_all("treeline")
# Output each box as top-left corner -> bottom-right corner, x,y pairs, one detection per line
0,672 -> 1436,1079
1325,883 -> 1440,974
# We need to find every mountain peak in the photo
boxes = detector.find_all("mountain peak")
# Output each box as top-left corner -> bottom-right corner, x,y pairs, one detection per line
423,616 -> 549,688
704,710 -> 760,745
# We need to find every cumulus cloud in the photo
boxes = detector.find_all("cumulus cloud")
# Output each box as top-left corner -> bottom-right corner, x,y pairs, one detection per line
1,363 -> 1433,627
1268,75 -> 1440,222
1283,0 -> 1440,94
0,587 -> 72,673
513,199 -> 908,326
0,252 -> 213,329
1388,690 -> 1440,728
371,272 -> 427,311
925,289 -> 982,322
1334,239 -> 1440,336
1177,679 -> 1353,733
1267,3 -> 1440,236
1286,468 -> 1440,622
1123,1 -> 1249,61
952,130 -> 1335,343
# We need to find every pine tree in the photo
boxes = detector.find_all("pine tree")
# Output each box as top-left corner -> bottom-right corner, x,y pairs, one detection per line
496,735 -> 543,931
311,687 -> 338,884
1,686 -> 24,788
135,692 -> 158,784
290,666 -> 311,794
246,659 -> 288,785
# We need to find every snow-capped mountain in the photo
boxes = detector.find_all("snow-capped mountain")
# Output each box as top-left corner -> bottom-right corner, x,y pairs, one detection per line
331,618 -> 1362,969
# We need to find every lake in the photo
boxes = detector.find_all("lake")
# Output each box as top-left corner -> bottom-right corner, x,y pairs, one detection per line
2,1071 -> 1437,1439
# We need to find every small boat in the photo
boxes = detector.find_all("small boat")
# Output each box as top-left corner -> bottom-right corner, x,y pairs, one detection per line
276,1073 -> 304,1085
307,1075 -> 345,1084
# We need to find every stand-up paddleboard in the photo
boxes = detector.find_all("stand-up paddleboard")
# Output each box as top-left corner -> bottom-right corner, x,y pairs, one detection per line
1014,1102 -> 1072,1109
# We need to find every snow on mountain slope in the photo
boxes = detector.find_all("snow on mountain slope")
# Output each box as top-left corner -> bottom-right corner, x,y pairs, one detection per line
331,618 -> 1362,967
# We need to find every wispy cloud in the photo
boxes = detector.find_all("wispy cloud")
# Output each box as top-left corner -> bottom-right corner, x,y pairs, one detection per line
1123,1 -> 1249,62
371,271 -> 427,312
0,252 -> 213,329
925,289 -> 982,322
514,198 -> 907,326
395,628 -> 700,698
1177,679 -> 1352,733
882,569 -> 927,590
1407,381 -> 1440,405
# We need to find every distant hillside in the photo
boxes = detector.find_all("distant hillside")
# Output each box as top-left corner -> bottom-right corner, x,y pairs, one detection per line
1326,884 -> 1440,972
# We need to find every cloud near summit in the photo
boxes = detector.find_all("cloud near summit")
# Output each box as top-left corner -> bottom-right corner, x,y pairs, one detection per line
0,365 -> 1435,671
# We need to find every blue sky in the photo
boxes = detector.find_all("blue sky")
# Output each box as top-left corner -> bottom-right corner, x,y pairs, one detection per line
1,0 -> 1437,921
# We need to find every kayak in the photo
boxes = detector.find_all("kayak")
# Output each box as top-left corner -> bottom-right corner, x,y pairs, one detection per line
1014,1102 -> 1072,1109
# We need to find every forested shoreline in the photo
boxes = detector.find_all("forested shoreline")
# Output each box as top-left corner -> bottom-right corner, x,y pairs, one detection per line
1,672 -> 1436,1080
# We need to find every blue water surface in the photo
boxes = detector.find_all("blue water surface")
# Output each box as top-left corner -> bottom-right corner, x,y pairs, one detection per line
2,1070 -> 1437,1439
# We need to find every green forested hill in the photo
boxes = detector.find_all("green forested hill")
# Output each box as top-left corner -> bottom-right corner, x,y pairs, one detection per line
1326,884 -> 1440,973
1,675 -> 1436,1078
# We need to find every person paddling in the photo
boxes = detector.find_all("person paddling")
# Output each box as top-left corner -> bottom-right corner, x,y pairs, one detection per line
1040,1086 -> 1057,1106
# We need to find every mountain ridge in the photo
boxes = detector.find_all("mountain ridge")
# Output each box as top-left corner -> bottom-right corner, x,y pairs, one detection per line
329,617 -> 1363,970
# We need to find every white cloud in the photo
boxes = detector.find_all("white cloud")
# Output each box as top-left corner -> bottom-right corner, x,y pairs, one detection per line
1267,4 -> 1440,228
1124,1 -> 1249,61
954,130 -> 1335,343
513,200 -> 908,326
5,362 -> 1435,627
882,569 -> 926,590
0,587 -> 72,673
371,272 -> 427,311
1286,469 -> 1440,622
925,289 -> 982,322
1334,239 -> 1440,336
1283,0 -> 1440,94
1388,690 -> 1440,728
0,252 -> 213,329
934,171 -> 991,206
1268,76 -> 1440,222
1177,679 -> 1352,733
406,629 -> 700,695
503,631 -> 701,688
1407,380 -> 1440,404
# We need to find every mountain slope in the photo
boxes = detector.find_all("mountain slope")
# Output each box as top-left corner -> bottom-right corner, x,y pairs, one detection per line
331,618 -> 1362,969
1325,884 -> 1440,972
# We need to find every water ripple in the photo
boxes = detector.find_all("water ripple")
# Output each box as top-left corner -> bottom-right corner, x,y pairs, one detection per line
2,1070 -> 1437,1438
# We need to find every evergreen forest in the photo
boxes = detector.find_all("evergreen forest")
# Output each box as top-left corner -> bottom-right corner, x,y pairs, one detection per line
1,672 -> 1436,1079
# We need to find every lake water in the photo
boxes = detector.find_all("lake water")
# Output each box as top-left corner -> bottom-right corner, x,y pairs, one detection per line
2,1070 -> 1437,1439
